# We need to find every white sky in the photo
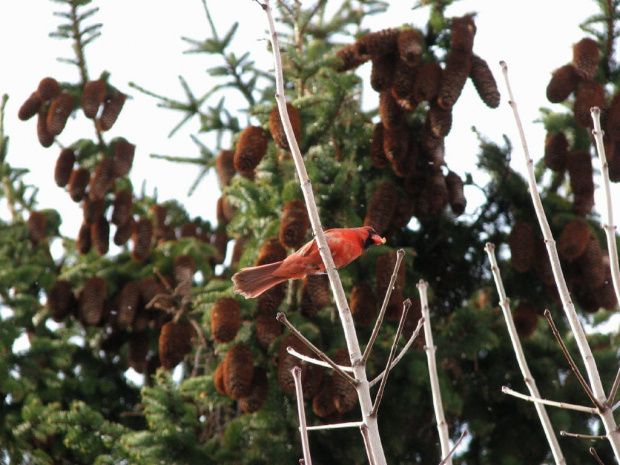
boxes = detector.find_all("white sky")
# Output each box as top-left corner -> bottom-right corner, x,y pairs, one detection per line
1,0 -> 616,246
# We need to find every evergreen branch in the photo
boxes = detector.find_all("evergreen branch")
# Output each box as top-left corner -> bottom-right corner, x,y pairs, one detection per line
590,108 -> 620,320
485,242 -> 566,465
418,280 -> 452,465
362,248 -> 405,364
258,2 -> 387,462
291,366 -> 313,465
501,61 -> 620,458
369,298 -> 410,417
502,386 -> 598,414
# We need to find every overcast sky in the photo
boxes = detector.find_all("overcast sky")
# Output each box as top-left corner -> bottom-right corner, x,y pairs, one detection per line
0,0 -> 612,238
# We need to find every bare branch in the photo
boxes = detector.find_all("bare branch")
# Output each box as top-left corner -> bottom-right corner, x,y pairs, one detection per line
360,424 -> 377,465
502,386 -> 598,414
500,61 -> 620,456
590,447 -> 607,465
362,249 -> 406,364
608,367 -> 620,408
543,310 -> 605,411
287,347 -> 354,372
369,317 -> 424,388
590,107 -> 620,309
292,366 -> 313,465
560,431 -> 607,439
306,421 -> 365,431
438,430 -> 469,465
418,280 -> 452,463
277,313 -> 357,386
485,242 -> 565,464
370,299 -> 411,417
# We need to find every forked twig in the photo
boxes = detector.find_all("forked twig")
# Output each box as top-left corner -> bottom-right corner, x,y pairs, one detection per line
418,280 -> 452,464
502,387 -> 598,414
277,313 -> 357,386
438,430 -> 469,465
608,367 -> 620,408
369,317 -> 424,388
362,249 -> 406,364
543,310 -> 604,411
370,299 -> 411,417
292,366 -> 313,465
485,242 -> 565,464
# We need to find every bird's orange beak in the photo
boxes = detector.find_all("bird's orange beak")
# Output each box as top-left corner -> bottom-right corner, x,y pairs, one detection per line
373,234 -> 386,245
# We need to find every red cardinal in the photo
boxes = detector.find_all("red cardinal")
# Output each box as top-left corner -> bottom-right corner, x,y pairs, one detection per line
232,227 -> 386,298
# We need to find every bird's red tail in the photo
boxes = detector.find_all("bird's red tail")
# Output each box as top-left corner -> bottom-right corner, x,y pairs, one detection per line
232,261 -> 287,298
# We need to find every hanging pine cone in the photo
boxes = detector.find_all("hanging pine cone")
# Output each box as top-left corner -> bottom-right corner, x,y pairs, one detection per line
445,170 -> 466,216
255,312 -> 282,348
427,101 -> 453,138
351,283 -> 376,327
239,366 -> 269,413
544,132 -> 569,172
128,331 -> 149,373
512,302 -> 539,339
81,80 -> 107,119
46,91 -> 74,136
370,54 -> 397,92
437,52 -> 472,110
369,123 -> 388,169
397,28 -> 423,67
113,139 -> 135,177
450,16 -> 476,55
214,361 -> 228,395
312,375 -> 337,418
412,61 -> 442,103
355,28 -> 399,57
509,221 -> 536,273
91,216 -> 110,255
364,181 -> 399,236
27,211 -> 47,244
116,281 -> 141,330
332,348 -> 357,413
269,102 -> 302,151
534,240 -> 555,286
426,170 -> 450,217
114,217 -> 135,246
257,283 -> 286,314
606,92 -> 620,140
97,91 -> 126,131
256,237 -> 287,266
224,343 -> 254,400
376,250 -> 405,319
383,125 -> 409,166
392,59 -> 418,100
574,234 -> 605,289
76,222 -> 92,255
558,219 -> 591,261
47,280 -> 76,322
278,333 -> 307,394
216,149 -> 236,187
211,297 -> 241,343
18,92 -> 42,121
334,44 -> 369,72
37,77 -> 60,101
212,230 -> 229,265
572,37 -> 599,80
68,168 -> 90,202
234,125 -> 269,174
79,276 -> 106,326
595,252 -> 618,310
300,275 -> 331,317
111,190 -> 133,226
469,54 -> 500,108
131,217 -> 153,262
82,197 -> 104,225
53,148 -> 75,188
573,80 -> 605,128
567,150 -> 594,197
89,158 -> 116,200
546,64 -> 580,103
379,90 -> 405,130
159,321 -> 195,370
37,108 -> 54,148
279,199 -> 310,249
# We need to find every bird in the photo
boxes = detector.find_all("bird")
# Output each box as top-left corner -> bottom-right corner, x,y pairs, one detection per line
232,227 -> 386,298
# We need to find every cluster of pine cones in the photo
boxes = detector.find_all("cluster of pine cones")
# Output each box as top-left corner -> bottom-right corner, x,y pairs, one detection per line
334,17 -> 500,233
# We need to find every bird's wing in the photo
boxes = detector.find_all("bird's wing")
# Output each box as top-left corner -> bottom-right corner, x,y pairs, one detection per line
295,237 -> 318,257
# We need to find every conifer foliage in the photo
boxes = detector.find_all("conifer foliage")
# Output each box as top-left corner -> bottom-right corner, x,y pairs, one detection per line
1,0 -> 619,464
